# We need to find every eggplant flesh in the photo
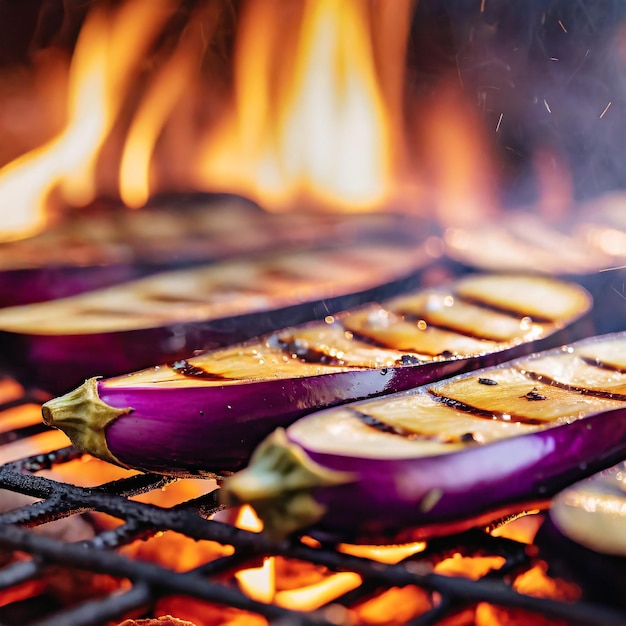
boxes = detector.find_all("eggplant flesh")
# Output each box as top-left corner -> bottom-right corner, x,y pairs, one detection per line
221,333 -> 626,542
550,461 -> 626,557
2,242 -> 431,393
42,274 -> 590,476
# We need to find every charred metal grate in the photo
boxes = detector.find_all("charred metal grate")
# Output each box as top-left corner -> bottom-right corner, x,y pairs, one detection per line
0,375 -> 624,626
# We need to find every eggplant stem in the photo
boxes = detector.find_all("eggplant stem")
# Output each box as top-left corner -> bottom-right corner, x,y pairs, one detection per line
41,378 -> 132,468
220,429 -> 355,540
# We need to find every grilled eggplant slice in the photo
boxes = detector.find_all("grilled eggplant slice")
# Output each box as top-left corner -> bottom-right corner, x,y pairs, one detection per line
221,333 -> 626,542
42,274 -> 590,476
550,461 -> 626,556
0,198 -> 418,306
0,242 -> 431,393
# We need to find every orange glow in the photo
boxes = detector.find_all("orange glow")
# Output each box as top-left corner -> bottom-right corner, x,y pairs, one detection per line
236,557 -> 276,604
233,506 -> 276,603
339,541 -> 426,564
419,84 -> 497,226
196,0 -> 414,212
275,572 -> 362,611
0,0 -> 173,240
0,0 -> 507,239
119,2 -> 221,208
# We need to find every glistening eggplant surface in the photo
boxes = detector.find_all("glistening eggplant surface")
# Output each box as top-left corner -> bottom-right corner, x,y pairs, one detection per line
221,333 -> 626,543
0,241 -> 430,394
42,274 -> 590,476
550,460 -> 626,557
0,198 -> 416,306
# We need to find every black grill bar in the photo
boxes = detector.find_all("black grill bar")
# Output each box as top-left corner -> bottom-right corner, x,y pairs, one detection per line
0,377 -> 625,626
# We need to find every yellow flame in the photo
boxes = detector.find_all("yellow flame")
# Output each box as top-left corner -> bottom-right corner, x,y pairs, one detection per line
235,557 -> 276,604
275,572 -> 362,611
197,0 -> 412,212
0,0 -> 173,240
119,3 -> 220,208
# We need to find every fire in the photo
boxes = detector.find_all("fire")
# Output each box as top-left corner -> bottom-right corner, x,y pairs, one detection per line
197,0 -> 413,212
0,0 -> 174,240
0,0 -> 499,240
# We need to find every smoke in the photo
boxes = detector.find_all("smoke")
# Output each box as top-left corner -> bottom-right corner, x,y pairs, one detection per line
409,0 -> 626,207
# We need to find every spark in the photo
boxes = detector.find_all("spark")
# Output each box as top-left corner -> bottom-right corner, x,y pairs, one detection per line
611,286 -> 626,301
495,113 -> 503,133
558,20 -> 567,33
543,99 -> 552,114
598,265 -> 626,273
600,101 -> 613,119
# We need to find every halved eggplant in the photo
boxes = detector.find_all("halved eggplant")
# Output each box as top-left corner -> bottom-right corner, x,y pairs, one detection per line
42,274 -> 590,476
221,333 -> 626,543
0,197 -> 420,306
0,241 -> 433,393
550,461 -> 626,557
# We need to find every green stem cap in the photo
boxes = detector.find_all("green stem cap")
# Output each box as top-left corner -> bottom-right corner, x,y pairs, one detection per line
220,428 -> 355,540
41,377 -> 133,468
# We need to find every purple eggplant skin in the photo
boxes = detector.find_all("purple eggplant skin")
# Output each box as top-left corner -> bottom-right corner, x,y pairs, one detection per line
292,408 -> 626,544
0,265 -> 145,308
46,316 -> 590,477
0,271 -> 423,396
97,361 -> 466,476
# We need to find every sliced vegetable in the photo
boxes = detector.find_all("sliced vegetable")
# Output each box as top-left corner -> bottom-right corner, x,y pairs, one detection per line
0,241 -> 431,393
0,198 -> 418,306
550,461 -> 626,557
444,211 -> 612,275
42,274 -> 590,475
221,333 -> 626,543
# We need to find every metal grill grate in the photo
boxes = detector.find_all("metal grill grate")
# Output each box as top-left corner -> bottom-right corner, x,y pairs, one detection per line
0,375 -> 624,626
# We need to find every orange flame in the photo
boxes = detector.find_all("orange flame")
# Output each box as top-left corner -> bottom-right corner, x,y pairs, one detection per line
0,0 -> 173,240
196,0 -> 414,212
0,0 -> 505,241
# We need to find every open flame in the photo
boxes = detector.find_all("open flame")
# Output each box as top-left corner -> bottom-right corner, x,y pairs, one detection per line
0,0 -> 498,241
196,0 -> 412,212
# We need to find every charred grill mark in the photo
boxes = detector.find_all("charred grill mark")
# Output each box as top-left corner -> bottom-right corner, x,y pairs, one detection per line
453,293 -> 554,323
260,267 -> 307,282
398,310 -> 520,343
522,387 -> 547,401
344,327 -> 446,359
169,360 -> 233,381
479,378 -> 498,386
348,408 -> 473,443
274,335 -> 347,366
427,389 -> 546,425
349,408 -> 412,436
579,355 -> 626,374
521,369 -> 626,401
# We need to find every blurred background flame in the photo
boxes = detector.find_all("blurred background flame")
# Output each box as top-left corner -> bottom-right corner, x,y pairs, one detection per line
0,0 -> 623,241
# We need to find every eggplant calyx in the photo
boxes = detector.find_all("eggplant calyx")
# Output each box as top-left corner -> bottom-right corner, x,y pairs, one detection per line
220,429 -> 355,540
41,377 -> 132,468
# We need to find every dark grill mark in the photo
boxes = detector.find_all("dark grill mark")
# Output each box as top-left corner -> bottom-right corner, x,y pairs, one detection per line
427,389 -> 545,425
396,354 -> 423,366
349,408 -> 466,443
479,378 -> 498,386
522,369 -> 626,401
345,327 -> 444,358
398,310 -> 518,343
522,388 -> 547,401
580,355 -> 626,374
169,360 -> 232,381
350,408 -> 412,436
274,335 -> 346,366
454,293 -> 554,323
